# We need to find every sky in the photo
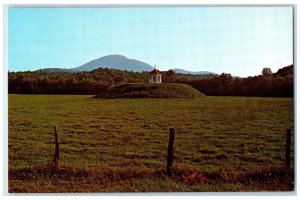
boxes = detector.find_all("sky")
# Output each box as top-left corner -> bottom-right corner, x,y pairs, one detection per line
8,6 -> 293,77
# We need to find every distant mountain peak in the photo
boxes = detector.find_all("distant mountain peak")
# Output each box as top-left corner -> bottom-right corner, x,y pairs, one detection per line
73,55 -> 153,72
45,54 -> 217,75
101,54 -> 127,59
171,68 -> 218,75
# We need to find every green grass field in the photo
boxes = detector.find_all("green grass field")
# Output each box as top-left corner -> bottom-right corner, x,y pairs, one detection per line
8,94 -> 294,192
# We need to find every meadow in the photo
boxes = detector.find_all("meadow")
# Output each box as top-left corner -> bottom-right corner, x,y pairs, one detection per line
8,94 -> 294,192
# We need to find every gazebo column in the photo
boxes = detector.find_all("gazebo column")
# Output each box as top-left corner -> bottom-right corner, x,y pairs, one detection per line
148,69 -> 162,84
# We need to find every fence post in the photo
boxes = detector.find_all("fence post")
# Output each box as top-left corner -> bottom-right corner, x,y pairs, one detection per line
53,125 -> 60,169
166,128 -> 175,176
285,128 -> 291,169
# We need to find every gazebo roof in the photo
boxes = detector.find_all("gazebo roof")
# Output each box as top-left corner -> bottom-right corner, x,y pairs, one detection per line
149,69 -> 162,75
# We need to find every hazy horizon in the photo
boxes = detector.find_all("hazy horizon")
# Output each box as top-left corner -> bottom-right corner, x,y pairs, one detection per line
8,7 -> 293,76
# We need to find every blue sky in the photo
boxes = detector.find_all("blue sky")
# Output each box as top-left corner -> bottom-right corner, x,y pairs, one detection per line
8,7 -> 293,76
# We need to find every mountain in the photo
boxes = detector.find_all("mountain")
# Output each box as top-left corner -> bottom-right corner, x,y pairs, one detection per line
172,68 -> 218,75
36,68 -> 73,73
34,54 -> 218,75
73,55 -> 153,72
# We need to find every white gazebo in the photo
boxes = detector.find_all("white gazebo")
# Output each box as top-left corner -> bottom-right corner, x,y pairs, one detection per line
149,69 -> 162,83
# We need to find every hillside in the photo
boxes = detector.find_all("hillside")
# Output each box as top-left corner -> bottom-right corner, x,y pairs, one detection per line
73,55 -> 153,72
96,83 -> 204,98
172,68 -> 217,75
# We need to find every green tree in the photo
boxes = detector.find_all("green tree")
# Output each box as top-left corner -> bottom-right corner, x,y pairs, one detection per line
262,68 -> 272,76
163,70 -> 176,83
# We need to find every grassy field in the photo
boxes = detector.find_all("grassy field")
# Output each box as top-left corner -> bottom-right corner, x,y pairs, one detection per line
8,94 -> 294,192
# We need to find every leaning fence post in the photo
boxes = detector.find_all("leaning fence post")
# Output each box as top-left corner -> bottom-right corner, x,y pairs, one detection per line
53,125 -> 60,169
285,128 -> 291,169
166,128 -> 175,176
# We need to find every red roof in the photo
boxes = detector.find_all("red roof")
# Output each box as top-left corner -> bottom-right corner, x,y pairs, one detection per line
149,69 -> 162,75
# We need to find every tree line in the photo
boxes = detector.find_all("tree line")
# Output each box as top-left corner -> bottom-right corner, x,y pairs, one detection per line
8,68 -> 148,94
172,66 -> 293,97
8,65 -> 293,97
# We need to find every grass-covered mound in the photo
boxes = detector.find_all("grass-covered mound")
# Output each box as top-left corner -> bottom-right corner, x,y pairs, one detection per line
96,83 -> 204,98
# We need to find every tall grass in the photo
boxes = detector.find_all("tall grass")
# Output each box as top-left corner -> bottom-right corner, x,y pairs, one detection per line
8,95 -> 294,192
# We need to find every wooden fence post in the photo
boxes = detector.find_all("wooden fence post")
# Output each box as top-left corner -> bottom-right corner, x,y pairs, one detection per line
166,128 -> 175,176
53,125 -> 60,169
285,128 -> 291,169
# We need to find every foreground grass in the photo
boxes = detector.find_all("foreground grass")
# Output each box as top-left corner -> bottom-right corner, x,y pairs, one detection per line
9,164 -> 294,192
8,95 -> 294,192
